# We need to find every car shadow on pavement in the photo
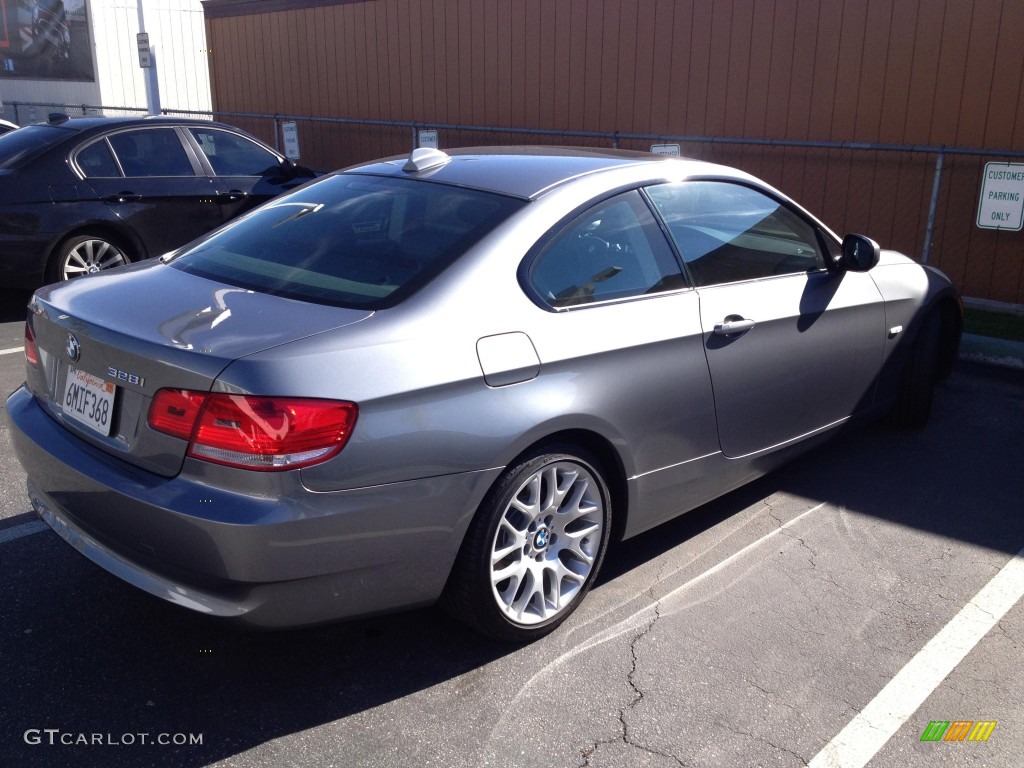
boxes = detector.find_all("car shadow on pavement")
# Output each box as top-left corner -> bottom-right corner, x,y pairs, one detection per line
0,290 -> 33,323
1,363 -> 1020,767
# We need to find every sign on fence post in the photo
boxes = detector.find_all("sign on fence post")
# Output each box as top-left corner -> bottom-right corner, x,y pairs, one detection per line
281,121 -> 301,160
417,130 -> 439,149
976,163 -> 1024,231
137,33 -> 152,68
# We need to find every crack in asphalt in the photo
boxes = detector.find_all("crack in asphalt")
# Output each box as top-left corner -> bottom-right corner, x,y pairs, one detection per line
578,602 -> 690,767
743,677 -> 807,720
968,600 -> 998,621
720,718 -> 810,767
994,619 -> 1019,645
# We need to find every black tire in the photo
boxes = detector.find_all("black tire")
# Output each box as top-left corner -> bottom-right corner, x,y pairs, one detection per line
890,310 -> 942,429
48,234 -> 132,283
442,447 -> 612,643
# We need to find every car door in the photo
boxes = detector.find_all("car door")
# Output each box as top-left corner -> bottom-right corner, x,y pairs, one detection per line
524,190 -> 719,532
183,126 -> 303,224
645,180 -> 886,458
78,127 -> 222,257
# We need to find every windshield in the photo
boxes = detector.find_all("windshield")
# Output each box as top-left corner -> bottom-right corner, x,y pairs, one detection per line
170,174 -> 525,309
0,124 -> 75,169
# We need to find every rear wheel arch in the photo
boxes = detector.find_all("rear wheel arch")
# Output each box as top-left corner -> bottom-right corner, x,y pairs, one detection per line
502,429 -> 630,543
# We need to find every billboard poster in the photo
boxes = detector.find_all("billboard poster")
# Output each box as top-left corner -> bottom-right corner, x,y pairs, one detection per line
0,0 -> 95,81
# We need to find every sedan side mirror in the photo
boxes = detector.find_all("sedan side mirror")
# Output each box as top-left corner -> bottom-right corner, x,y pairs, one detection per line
840,234 -> 880,272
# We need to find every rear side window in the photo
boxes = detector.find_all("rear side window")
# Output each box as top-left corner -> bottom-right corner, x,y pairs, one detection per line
76,140 -> 121,177
528,190 -> 686,308
646,181 -> 825,286
107,128 -> 195,177
170,174 -> 525,308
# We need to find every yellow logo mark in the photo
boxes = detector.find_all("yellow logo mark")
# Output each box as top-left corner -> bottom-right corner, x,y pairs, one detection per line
968,721 -> 997,742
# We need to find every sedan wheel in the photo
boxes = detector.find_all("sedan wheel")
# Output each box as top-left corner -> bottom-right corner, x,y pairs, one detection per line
444,449 -> 611,642
53,235 -> 131,281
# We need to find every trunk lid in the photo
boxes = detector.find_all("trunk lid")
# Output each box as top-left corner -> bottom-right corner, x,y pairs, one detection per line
26,261 -> 373,477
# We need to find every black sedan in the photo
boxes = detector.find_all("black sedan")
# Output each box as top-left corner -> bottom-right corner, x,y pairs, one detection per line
0,114 -> 315,286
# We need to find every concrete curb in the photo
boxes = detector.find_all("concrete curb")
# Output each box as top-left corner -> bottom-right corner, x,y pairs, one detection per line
959,333 -> 1024,370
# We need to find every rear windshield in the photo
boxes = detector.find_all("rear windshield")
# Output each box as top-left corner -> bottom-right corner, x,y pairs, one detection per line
169,174 -> 525,309
0,124 -> 75,169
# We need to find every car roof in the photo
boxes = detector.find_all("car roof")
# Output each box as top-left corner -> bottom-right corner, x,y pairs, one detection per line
31,114 -> 251,135
345,146 -> 726,200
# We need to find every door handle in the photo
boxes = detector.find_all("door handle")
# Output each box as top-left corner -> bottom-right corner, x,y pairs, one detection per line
105,192 -> 142,203
218,190 -> 248,203
714,317 -> 756,336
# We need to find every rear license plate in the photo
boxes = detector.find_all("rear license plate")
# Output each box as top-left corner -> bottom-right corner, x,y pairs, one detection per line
62,367 -> 116,436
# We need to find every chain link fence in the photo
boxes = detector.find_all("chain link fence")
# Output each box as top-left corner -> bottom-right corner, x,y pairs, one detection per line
6,101 -> 1024,305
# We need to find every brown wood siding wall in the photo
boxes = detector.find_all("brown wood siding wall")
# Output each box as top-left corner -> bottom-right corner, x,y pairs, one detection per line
204,0 -> 1024,304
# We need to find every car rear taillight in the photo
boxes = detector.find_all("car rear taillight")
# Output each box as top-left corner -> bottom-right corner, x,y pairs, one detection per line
148,389 -> 357,471
24,322 -> 39,367
148,389 -> 207,440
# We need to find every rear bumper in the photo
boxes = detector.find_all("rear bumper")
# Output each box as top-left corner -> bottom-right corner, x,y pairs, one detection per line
8,385 -> 500,627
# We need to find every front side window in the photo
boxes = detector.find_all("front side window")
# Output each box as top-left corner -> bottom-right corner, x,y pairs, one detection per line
189,128 -> 280,176
645,181 -> 825,286
528,191 -> 686,308
107,128 -> 194,177
170,174 -> 525,309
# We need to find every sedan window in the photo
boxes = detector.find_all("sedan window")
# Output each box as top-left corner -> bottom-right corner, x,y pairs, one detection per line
528,191 -> 686,308
189,128 -> 280,176
107,128 -> 195,177
76,140 -> 121,177
645,181 -> 825,286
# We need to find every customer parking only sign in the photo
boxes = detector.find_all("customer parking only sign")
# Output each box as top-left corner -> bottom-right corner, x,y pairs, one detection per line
977,163 -> 1024,231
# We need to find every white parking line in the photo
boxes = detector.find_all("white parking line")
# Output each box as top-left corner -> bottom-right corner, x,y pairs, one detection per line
0,346 -> 25,356
0,520 -> 48,545
809,545 -> 1024,768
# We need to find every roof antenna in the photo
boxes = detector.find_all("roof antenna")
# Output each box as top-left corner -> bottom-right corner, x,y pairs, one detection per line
403,147 -> 450,173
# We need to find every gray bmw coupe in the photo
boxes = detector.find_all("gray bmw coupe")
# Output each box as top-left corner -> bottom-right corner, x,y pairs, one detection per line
8,147 -> 961,642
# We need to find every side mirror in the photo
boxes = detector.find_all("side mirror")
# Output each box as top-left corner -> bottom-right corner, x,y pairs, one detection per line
839,234 -> 880,272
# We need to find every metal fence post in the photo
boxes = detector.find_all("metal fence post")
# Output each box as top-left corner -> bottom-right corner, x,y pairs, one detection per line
412,125 -> 419,150
273,114 -> 280,152
922,149 -> 945,265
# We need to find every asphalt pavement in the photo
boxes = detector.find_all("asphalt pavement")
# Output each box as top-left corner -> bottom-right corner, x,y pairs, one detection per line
0,288 -> 1021,768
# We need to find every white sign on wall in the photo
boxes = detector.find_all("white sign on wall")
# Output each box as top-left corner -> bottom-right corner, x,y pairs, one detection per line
281,121 -> 301,160
976,162 -> 1024,231
418,130 -> 439,149
650,143 -> 681,156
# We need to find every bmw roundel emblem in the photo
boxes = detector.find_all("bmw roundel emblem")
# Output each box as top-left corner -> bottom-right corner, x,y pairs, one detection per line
534,529 -> 549,548
65,333 -> 81,362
